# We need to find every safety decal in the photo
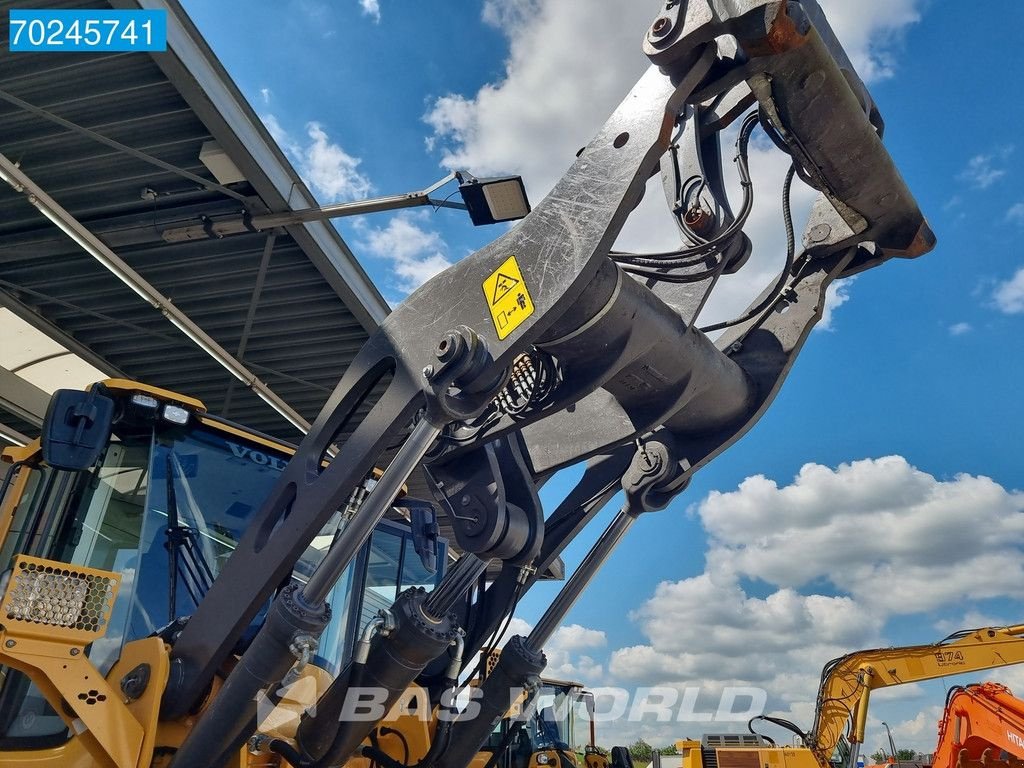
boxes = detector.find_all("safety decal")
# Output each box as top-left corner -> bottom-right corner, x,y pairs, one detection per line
482,255 -> 534,340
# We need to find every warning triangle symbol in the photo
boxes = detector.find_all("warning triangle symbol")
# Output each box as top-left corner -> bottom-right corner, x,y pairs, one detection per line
491,273 -> 520,305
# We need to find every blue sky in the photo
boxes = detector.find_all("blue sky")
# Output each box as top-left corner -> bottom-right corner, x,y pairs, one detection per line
181,0 -> 1024,752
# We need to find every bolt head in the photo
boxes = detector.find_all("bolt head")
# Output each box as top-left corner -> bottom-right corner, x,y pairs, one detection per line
652,16 -> 672,36
69,648 -> 80,656
422,365 -> 435,380
810,223 -> 832,243
436,332 -> 461,363
4,639 -> 15,648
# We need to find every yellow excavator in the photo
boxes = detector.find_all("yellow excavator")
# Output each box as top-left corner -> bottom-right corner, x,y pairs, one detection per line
0,0 -> 936,765
674,625 -> 1024,768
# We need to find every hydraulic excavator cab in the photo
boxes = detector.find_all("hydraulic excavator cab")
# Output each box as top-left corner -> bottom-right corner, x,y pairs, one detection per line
0,380 -> 445,760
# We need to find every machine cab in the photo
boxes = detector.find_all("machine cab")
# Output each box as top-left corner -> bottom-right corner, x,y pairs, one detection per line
0,379 -> 445,751
480,675 -> 599,768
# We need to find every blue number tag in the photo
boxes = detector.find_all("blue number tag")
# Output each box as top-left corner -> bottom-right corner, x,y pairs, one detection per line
8,9 -> 167,53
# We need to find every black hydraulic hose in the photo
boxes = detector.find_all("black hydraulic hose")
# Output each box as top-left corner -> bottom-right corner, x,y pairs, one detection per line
620,262 -> 723,284
610,111 -> 759,269
359,744 -> 408,768
269,738 -> 306,767
699,162 -> 797,334
407,670 -> 459,768
0,460 -> 29,507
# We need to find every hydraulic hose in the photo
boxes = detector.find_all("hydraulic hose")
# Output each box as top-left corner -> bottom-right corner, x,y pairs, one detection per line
435,634 -> 547,768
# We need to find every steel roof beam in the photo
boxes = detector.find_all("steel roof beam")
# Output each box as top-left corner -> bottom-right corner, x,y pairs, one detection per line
0,152 -> 310,433
0,87 -> 249,203
123,0 -> 390,331
0,365 -> 50,427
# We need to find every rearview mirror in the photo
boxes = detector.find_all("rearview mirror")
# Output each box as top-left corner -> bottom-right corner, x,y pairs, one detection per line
41,389 -> 115,471
403,499 -> 439,574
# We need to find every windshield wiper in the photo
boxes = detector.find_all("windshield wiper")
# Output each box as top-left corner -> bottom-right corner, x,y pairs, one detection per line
164,453 -> 216,622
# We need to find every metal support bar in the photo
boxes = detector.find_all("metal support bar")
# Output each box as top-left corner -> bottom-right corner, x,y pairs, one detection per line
161,173 -> 467,242
0,423 -> 30,447
0,87 -> 248,202
235,233 -> 276,362
0,153 -> 310,434
528,508 -> 637,650
0,366 -> 50,427
223,233 -> 276,415
299,418 -> 442,605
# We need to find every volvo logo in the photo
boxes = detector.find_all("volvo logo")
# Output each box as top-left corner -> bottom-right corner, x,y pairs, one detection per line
226,440 -> 288,471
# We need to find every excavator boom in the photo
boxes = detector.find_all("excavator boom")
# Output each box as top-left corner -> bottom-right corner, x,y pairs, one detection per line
810,626 -> 1024,767
676,627 -> 1024,768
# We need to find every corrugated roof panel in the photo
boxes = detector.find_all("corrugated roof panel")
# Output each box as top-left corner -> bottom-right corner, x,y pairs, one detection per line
0,0 -> 379,442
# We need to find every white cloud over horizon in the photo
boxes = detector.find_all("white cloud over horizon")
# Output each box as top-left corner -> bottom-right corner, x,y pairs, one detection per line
509,456 -> 1023,749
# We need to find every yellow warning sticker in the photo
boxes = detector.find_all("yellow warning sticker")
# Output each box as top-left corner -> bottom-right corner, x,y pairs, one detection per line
482,255 -> 534,340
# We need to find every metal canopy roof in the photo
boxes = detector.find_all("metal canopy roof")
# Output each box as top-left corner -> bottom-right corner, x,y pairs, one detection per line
0,0 -> 561,579
0,0 -> 388,442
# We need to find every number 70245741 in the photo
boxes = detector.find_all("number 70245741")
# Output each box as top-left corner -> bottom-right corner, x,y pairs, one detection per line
8,9 -> 166,52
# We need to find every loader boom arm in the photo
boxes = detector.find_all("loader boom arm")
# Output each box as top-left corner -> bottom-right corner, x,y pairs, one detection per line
159,2 -> 936,765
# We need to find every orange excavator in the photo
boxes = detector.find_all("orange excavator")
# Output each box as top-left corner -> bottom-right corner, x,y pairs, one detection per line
932,683 -> 1024,768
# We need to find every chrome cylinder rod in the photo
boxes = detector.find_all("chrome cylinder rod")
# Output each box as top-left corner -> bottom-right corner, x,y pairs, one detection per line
425,554 -> 489,615
528,507 -> 636,650
300,419 -> 441,605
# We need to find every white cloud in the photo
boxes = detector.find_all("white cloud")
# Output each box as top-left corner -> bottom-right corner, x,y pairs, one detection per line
1008,203 -> 1024,225
552,623 -> 606,653
993,267 -> 1024,314
818,277 -> 854,331
360,0 -> 380,23
302,122 -> 373,201
948,322 -> 972,336
588,457 -> 1024,747
958,147 -> 1014,190
813,0 -> 921,81
262,115 -> 372,202
356,211 -> 453,294
887,704 -> 944,747
424,0 -> 921,332
260,87 -> 271,104
695,456 -> 1024,613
